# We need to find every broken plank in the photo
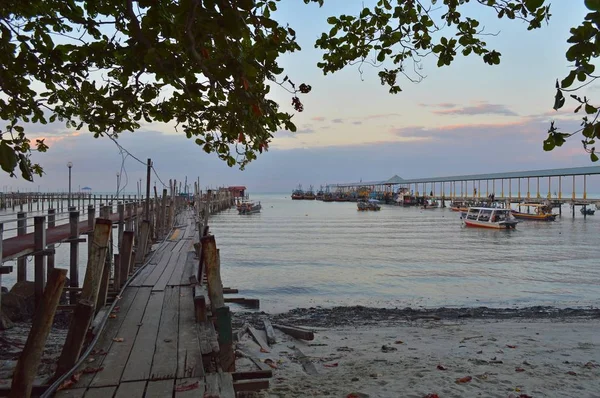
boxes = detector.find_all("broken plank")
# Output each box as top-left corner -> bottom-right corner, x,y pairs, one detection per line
114,381 -> 146,398
293,347 -> 318,376
167,251 -> 189,287
82,386 -> 116,398
263,319 -> 276,345
152,252 -> 181,291
233,380 -> 270,393
145,379 -> 174,398
197,321 -> 219,356
121,291 -> 165,382
177,286 -> 204,378
174,378 -> 205,397
224,297 -> 259,308
247,325 -> 269,352
149,287 -> 179,380
273,324 -> 314,341
90,287 -> 152,387
232,370 -> 273,381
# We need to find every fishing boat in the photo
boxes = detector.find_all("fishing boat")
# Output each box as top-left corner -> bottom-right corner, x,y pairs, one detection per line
323,192 -> 334,202
316,186 -> 324,200
238,201 -> 261,214
291,184 -> 304,200
421,199 -> 438,209
304,185 -> 316,200
512,203 -> 557,221
450,200 -> 469,212
357,199 -> 381,211
580,207 -> 595,215
462,207 -> 518,229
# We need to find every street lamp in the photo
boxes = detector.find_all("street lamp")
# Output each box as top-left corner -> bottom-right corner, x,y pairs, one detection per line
67,161 -> 73,208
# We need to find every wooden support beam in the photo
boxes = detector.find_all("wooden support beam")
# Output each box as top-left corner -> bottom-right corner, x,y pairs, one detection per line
33,216 -> 47,308
9,268 -> 67,398
224,297 -> 259,308
272,324 -> 314,341
135,220 -> 150,265
215,306 -> 235,372
232,370 -> 273,381
53,299 -> 95,380
233,380 -> 270,393
69,210 -> 80,305
80,219 -> 112,311
201,235 -> 224,311
120,231 -> 134,287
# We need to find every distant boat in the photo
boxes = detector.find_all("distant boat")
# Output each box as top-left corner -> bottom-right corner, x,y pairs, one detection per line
238,201 -> 261,215
304,185 -> 316,200
580,207 -> 595,215
462,207 -> 518,229
316,185 -> 324,200
512,203 -> 557,221
291,184 -> 304,200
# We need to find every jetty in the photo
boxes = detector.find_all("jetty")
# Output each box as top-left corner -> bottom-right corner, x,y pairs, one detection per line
0,168 -> 265,397
326,165 -> 600,215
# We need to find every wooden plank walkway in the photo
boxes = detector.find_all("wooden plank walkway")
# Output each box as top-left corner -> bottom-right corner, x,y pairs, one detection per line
56,210 -> 234,397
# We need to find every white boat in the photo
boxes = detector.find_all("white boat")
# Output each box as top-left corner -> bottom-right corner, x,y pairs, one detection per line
462,207 -> 518,229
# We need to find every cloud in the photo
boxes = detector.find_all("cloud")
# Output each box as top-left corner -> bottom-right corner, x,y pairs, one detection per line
432,102 -> 518,116
331,118 -> 344,123
419,103 -> 457,108
352,121 -> 363,125
362,113 -> 401,120
311,116 -> 326,122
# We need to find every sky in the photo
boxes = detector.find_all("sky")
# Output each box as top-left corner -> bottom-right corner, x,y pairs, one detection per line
2,0 -> 600,194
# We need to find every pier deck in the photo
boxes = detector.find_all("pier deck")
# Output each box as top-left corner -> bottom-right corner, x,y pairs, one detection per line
55,210 -> 234,397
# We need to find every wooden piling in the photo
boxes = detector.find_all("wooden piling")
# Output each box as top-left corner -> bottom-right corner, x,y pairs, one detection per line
80,218 -> 112,311
69,210 -> 80,304
201,235 -> 224,311
47,209 -> 56,279
120,231 -> 134,287
33,216 -> 47,308
9,268 -> 67,398
16,212 -> 26,282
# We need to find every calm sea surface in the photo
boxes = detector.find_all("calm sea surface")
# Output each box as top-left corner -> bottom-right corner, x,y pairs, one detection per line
1,194 -> 599,313
210,193 -> 600,313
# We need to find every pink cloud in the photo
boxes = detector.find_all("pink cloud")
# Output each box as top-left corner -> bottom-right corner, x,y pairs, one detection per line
311,116 -> 326,122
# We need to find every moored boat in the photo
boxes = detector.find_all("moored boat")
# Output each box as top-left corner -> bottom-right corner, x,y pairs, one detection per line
462,207 -> 518,229
580,207 -> 595,215
357,199 -> 381,211
304,185 -> 316,200
512,203 -> 557,221
291,184 -> 304,200
238,201 -> 261,214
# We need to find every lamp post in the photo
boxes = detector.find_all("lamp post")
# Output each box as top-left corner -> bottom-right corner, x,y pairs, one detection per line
67,161 -> 73,208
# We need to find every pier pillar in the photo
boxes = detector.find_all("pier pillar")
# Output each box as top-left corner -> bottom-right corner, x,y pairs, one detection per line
47,209 -> 55,281
537,177 -> 540,199
572,176 -> 576,200
69,210 -> 80,304
17,212 -> 27,282
583,175 -> 587,200
501,179 -> 504,198
547,177 -> 551,199
33,216 -> 47,308
527,178 -> 530,200
518,179 -> 521,200
559,177 -> 562,199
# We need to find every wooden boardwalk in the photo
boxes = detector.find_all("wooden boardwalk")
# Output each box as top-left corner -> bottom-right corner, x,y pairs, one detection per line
55,210 -> 235,397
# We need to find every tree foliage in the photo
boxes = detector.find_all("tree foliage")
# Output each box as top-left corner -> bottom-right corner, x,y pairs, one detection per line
1,0 -> 599,181
0,0 -> 312,180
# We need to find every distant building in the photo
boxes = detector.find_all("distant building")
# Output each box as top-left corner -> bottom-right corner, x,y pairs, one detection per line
228,186 -> 246,198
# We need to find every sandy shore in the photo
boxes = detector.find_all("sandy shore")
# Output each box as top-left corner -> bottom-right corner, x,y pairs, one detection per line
235,313 -> 600,397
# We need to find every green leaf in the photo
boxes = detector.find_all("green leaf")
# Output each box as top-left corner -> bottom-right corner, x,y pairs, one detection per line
0,142 -> 17,173
585,104 -> 598,114
553,89 -> 565,111
591,152 -> 599,161
561,71 -> 576,88
543,137 -> 555,151
585,0 -> 600,11
524,0 -> 545,12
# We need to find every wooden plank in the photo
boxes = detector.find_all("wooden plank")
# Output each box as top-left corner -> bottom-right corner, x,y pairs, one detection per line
232,370 -> 273,381
263,319 -> 276,345
9,269 -> 67,398
121,291 -> 165,382
83,386 -> 116,398
146,379 -> 174,398
114,381 -> 146,398
272,324 -> 315,341
75,287 -> 141,388
197,321 -> 219,356
149,287 -> 179,380
219,372 -> 236,398
152,252 -> 181,292
167,250 -> 189,287
127,251 -> 164,287
233,379 -> 270,393
142,252 -> 173,287
179,251 -> 196,286
247,325 -> 269,352
293,347 -> 318,376
172,239 -> 185,253
54,388 -> 86,398
204,373 -> 220,397
90,287 -> 152,387
177,286 -> 204,379
174,378 -> 205,398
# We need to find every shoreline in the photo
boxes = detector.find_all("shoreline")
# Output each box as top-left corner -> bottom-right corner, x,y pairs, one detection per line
234,307 -> 600,398
233,305 -> 600,329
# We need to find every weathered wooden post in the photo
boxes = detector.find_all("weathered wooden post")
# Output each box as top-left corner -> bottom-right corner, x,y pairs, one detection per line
17,211 -> 27,282
97,208 -> 113,310
33,216 -> 47,308
117,202 -> 124,249
47,209 -> 56,277
160,188 -> 168,238
201,235 -> 224,311
9,268 -> 67,398
120,231 -> 135,287
69,210 -> 80,304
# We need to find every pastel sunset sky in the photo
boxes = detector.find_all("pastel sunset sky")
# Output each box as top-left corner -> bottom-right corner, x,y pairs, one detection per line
1,0 -> 598,193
